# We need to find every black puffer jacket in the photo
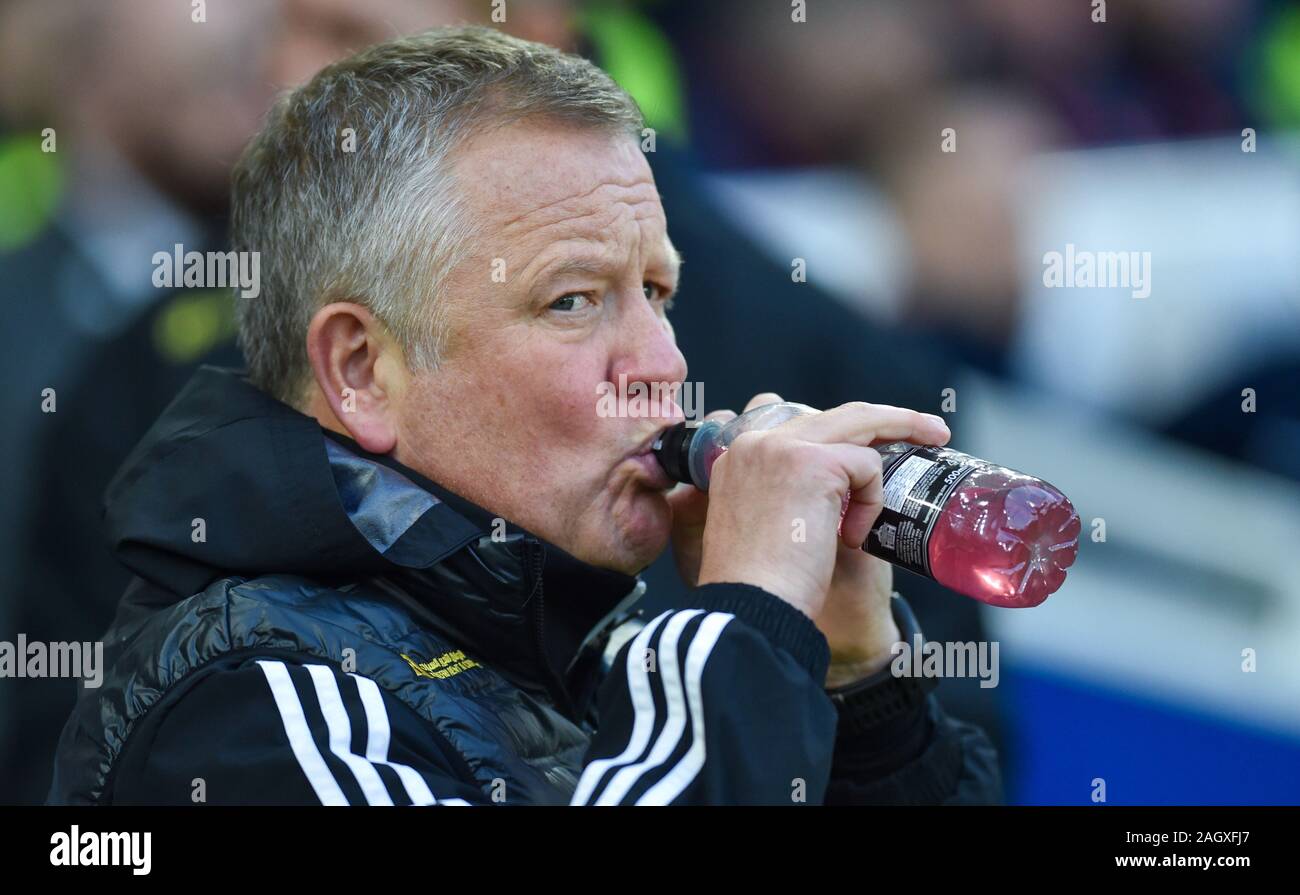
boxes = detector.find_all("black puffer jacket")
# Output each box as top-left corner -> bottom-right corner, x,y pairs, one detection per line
49,366 -> 1002,805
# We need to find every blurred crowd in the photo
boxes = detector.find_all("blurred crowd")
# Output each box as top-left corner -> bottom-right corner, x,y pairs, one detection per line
1,0 -> 1297,804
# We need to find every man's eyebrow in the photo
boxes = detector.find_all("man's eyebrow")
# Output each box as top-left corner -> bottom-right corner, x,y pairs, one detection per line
657,245 -> 683,280
538,257 -> 613,280
535,247 -> 683,283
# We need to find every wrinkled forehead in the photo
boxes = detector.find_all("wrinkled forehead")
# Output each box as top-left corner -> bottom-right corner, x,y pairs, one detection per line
452,121 -> 667,243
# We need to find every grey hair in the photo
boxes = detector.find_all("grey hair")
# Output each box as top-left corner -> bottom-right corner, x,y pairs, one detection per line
231,25 -> 644,405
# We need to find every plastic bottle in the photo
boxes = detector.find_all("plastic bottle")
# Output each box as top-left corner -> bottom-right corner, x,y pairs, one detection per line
652,402 -> 1080,607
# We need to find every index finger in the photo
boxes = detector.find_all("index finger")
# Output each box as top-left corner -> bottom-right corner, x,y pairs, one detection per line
785,401 -> 950,448
743,392 -> 784,413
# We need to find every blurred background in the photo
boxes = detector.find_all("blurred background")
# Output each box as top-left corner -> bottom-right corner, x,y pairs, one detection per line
1,0 -> 1298,805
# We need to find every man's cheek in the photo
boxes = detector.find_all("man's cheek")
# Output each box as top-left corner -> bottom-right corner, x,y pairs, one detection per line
543,379 -> 602,433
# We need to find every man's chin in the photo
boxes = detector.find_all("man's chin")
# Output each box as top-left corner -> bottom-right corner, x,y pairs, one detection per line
581,498 -> 671,575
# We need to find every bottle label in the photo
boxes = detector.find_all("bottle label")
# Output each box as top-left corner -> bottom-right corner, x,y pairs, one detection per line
865,445 -> 982,578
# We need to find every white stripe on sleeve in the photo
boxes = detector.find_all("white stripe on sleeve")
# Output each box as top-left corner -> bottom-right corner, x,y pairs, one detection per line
305,664 -> 395,806
569,610 -> 673,805
595,609 -> 703,805
348,672 -> 439,806
636,612 -> 733,805
256,660 -> 349,806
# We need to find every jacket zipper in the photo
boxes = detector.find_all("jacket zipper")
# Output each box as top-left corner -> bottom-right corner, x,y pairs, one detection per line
525,537 -> 578,720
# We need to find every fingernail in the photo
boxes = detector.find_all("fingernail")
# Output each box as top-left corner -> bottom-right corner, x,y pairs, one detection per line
924,413 -> 949,428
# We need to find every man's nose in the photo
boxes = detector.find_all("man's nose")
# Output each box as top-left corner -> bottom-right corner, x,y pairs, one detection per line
609,292 -> 689,409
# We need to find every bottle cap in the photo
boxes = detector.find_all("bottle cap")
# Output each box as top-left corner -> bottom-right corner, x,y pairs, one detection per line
651,422 -> 695,486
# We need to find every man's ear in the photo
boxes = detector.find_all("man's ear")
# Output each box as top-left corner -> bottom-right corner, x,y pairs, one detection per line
304,302 -> 403,454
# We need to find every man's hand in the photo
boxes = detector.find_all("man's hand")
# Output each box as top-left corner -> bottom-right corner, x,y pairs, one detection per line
819,547 -> 898,688
670,393 -> 949,684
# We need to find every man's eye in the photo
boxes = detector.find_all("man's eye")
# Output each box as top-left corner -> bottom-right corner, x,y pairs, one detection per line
550,293 -> 591,312
644,283 -> 675,309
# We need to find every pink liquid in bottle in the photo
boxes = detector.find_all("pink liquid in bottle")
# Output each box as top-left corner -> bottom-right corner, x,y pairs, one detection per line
922,464 -> 1081,607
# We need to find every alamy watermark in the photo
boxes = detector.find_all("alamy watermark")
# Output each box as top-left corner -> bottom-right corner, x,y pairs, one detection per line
596,374 -> 705,423
152,243 -> 261,298
0,635 -> 103,688
892,635 -> 1000,689
1043,243 -> 1151,299
50,826 -> 150,875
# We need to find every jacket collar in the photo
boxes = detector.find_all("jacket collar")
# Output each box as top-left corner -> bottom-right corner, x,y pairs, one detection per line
106,366 -> 643,722
321,430 -> 644,720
